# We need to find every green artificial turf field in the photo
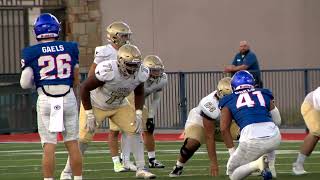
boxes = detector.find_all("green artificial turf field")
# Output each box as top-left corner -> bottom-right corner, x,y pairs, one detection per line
0,141 -> 319,180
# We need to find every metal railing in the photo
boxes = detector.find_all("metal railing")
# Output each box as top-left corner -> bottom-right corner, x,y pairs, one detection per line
1,69 -> 319,133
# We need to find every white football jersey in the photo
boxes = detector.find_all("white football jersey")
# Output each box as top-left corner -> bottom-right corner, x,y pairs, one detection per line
305,86 -> 320,110
185,91 -> 220,128
93,44 -> 117,64
91,60 -> 149,110
144,73 -> 168,97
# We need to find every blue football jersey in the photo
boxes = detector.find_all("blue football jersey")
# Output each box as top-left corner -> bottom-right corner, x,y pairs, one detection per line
219,88 -> 274,130
21,41 -> 79,88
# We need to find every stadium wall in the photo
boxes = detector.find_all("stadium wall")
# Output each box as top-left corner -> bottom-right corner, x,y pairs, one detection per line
99,0 -> 320,72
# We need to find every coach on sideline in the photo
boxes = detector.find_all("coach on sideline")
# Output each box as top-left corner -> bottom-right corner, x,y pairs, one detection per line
224,40 -> 263,88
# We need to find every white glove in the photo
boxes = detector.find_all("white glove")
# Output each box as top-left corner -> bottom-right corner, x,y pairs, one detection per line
85,110 -> 96,133
135,110 -> 143,133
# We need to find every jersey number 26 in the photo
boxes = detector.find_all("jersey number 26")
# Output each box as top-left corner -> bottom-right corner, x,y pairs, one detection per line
38,54 -> 72,80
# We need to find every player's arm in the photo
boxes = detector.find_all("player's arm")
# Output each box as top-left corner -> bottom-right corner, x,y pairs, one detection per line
80,75 -> 104,110
224,64 -> 248,73
202,115 -> 219,176
148,90 -> 161,118
20,67 -> 34,89
220,107 -> 235,151
134,83 -> 145,111
270,100 -> 281,126
88,63 -> 97,77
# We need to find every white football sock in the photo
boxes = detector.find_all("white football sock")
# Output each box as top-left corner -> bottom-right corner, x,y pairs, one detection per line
62,156 -> 72,173
148,151 -> 156,159
125,133 -> 145,170
63,142 -> 87,173
230,161 -> 258,180
268,151 -> 276,166
296,153 -> 306,165
44,178 -> 54,180
112,156 -> 120,164
176,160 -> 184,167
121,133 -> 131,167
74,176 -> 82,180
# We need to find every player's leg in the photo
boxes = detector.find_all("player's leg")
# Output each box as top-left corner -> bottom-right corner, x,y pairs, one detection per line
293,101 -> 320,175
37,95 -> 59,179
61,104 -> 107,178
112,105 -> 156,179
108,120 -> 127,172
62,94 -> 83,180
42,143 -> 56,179
142,106 -> 165,168
64,141 -> 82,179
229,130 -> 281,180
169,124 -> 203,177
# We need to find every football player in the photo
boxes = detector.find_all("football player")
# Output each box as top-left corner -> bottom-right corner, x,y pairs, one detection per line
19,13 -> 83,180
60,21 -> 132,177
61,44 -> 156,179
219,70 -> 281,180
110,55 -> 167,169
169,77 -> 240,177
292,87 -> 320,175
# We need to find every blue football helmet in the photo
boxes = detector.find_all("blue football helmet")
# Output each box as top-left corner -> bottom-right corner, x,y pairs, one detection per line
231,70 -> 255,90
34,13 -> 60,39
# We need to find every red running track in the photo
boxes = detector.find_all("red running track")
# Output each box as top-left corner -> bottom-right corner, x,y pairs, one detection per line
0,132 -> 307,143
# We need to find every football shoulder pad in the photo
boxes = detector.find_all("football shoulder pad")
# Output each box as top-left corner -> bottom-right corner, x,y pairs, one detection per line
199,96 -> 220,120
137,64 -> 150,82
94,45 -> 114,58
218,94 -> 234,109
258,88 -> 274,99
95,60 -> 116,82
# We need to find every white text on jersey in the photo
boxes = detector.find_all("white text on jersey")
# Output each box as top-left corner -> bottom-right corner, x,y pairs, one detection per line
42,45 -> 64,53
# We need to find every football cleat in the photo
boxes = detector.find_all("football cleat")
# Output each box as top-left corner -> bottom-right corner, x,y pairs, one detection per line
292,162 -> 308,175
149,158 -> 165,168
124,161 -> 138,172
60,170 -> 72,180
169,165 -> 183,177
262,169 -> 273,180
136,168 -> 156,179
113,162 -> 127,173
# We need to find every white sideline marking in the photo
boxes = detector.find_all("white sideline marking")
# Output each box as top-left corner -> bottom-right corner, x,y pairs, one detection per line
1,149 -> 320,156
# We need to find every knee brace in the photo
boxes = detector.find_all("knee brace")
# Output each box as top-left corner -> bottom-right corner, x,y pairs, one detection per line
180,138 -> 201,160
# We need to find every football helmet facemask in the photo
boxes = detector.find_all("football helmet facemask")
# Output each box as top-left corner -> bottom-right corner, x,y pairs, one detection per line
143,55 -> 164,80
117,44 -> 142,76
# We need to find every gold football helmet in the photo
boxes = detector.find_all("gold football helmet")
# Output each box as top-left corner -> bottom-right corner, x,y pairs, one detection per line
106,21 -> 132,47
143,55 -> 164,78
117,44 -> 142,76
216,77 -> 232,99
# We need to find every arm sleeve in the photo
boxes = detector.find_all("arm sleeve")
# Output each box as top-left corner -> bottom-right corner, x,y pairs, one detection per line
270,106 -> 281,126
243,52 -> 257,67
20,67 -> 34,89
199,98 -> 220,120
148,91 -> 161,118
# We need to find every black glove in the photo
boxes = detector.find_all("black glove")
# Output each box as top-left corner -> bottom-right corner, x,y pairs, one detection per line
146,118 -> 155,134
